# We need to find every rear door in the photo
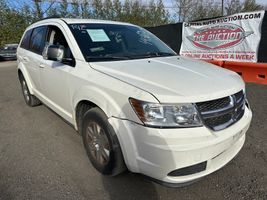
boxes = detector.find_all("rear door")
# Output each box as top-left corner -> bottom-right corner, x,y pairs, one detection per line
24,26 -> 47,93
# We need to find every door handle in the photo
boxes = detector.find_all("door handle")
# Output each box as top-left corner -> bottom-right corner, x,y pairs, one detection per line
22,56 -> 29,62
39,64 -> 45,69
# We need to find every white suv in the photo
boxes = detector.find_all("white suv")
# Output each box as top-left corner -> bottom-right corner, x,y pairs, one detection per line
17,18 -> 252,186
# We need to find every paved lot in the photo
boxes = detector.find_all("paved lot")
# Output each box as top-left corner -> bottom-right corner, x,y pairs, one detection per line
0,61 -> 266,200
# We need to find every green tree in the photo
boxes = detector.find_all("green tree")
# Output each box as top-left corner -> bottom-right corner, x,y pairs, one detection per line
130,1 -> 145,25
0,0 -> 172,46
0,0 -> 9,26
225,0 -> 263,15
0,5 -> 29,46
113,0 -> 122,21
154,0 -> 169,25
80,0 -> 92,18
119,0 -> 169,26
121,0 -> 132,22
103,0 -> 114,20
242,0 -> 264,12
92,0 -> 104,19
20,4 -> 35,26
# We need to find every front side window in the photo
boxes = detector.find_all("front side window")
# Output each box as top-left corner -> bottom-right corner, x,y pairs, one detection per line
68,23 -> 176,62
29,26 -> 47,54
45,25 -> 75,66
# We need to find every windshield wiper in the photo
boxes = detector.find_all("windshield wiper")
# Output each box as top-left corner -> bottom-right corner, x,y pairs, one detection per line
86,55 -> 131,62
86,52 -> 176,61
131,52 -> 176,59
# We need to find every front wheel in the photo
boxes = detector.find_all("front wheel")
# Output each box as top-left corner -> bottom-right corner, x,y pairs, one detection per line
82,107 -> 126,176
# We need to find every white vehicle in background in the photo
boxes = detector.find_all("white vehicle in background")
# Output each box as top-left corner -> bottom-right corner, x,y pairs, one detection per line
17,18 -> 252,186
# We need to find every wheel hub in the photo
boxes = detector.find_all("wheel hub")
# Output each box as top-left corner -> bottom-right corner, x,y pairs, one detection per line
86,121 -> 110,165
22,81 -> 30,102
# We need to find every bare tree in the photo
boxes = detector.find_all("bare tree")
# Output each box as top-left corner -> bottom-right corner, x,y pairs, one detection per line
225,0 -> 242,15
32,0 -> 43,20
172,0 -> 196,22
58,0 -> 69,17
32,0 -> 55,20
173,0 -> 221,22
189,0 -> 221,21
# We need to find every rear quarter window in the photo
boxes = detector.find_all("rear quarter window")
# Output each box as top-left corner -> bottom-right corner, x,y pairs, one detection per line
20,29 -> 32,50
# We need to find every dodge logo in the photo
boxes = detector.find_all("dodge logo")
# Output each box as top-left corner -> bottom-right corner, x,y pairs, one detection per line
187,24 -> 253,50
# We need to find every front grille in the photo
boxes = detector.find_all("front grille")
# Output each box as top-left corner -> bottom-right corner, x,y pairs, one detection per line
197,96 -> 230,113
204,113 -> 232,128
196,90 -> 246,131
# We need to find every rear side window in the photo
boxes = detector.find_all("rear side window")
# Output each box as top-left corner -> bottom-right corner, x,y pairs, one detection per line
29,26 -> 47,54
20,29 -> 32,49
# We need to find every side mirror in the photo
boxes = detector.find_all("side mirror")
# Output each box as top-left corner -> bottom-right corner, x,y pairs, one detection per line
43,44 -> 64,62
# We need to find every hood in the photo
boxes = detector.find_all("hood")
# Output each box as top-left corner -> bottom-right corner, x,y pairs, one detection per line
89,56 -> 244,103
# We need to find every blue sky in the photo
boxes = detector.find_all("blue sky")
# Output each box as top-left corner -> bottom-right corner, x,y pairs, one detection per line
257,0 -> 266,5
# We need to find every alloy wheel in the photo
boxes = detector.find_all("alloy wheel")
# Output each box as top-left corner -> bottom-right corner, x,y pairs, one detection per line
86,121 -> 110,165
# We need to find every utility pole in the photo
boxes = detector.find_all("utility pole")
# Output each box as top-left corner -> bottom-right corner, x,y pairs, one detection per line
179,5 -> 181,22
222,0 -> 224,16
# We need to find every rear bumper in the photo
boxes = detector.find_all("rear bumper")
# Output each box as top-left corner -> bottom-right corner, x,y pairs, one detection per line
108,106 -> 252,184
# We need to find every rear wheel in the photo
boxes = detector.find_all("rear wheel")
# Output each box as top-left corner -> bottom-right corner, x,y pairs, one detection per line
82,107 -> 126,176
19,75 -> 41,107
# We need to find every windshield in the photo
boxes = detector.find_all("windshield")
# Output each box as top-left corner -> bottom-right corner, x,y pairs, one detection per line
68,23 -> 176,62
1,45 -> 17,51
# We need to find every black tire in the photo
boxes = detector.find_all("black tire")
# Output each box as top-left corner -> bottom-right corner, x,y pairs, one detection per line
82,107 -> 126,176
19,75 -> 41,107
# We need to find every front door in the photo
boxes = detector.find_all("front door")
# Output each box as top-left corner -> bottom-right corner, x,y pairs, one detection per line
39,25 -> 75,122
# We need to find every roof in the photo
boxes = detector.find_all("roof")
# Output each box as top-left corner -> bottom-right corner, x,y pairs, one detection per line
61,18 -> 133,26
30,18 -> 135,28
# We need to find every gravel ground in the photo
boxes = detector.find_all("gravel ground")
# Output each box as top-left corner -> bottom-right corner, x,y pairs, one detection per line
0,61 -> 266,200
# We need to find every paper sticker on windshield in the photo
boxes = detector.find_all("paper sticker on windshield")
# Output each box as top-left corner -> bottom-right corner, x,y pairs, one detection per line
87,29 -> 110,42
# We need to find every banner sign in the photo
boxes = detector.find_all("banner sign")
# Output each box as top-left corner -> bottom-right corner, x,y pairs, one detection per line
180,11 -> 265,62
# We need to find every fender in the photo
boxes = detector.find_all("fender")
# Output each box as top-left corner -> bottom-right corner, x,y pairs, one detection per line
72,85 -> 141,172
72,85 -> 128,128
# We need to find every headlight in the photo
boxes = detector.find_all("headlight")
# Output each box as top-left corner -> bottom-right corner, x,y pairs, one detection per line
129,98 -> 202,128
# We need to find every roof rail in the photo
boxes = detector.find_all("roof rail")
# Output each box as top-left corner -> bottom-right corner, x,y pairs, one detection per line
39,15 -> 62,21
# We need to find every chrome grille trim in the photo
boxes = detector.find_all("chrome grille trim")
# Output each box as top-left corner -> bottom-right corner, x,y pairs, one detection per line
196,90 -> 246,131
200,96 -> 234,115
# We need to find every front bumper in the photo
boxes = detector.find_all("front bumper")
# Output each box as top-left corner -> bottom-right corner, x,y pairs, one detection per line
108,106 -> 252,184
0,54 -> 17,61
